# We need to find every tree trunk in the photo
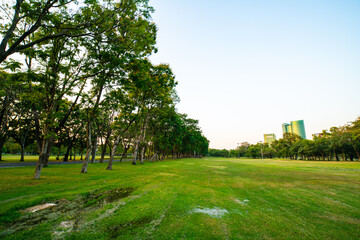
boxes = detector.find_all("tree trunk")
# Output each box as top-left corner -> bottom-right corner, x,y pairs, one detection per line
20,143 -> 25,162
81,120 -> 92,173
43,138 -> 53,167
150,153 -> 157,162
91,134 -> 97,163
133,139 -> 140,165
100,129 -> 111,163
140,146 -> 145,164
34,136 -> 53,179
352,146 -> 360,161
107,135 -> 121,170
56,147 -> 60,160
63,143 -> 71,162
120,143 -> 130,162
139,116 -> 149,165
81,148 -> 92,173
0,138 -> 5,161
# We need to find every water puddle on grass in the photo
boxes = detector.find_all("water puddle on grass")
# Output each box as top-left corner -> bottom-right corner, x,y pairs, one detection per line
191,207 -> 229,218
235,199 -> 249,206
1,187 -> 135,238
24,203 -> 57,213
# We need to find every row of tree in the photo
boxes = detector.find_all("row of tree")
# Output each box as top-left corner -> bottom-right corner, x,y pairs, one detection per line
209,117 -> 360,161
0,0 -> 209,179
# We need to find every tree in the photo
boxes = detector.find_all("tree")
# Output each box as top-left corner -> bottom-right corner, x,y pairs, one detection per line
347,118 -> 360,160
0,0 -> 129,63
33,34 -> 85,179
8,96 -> 37,161
0,71 -> 27,161
80,0 -> 157,173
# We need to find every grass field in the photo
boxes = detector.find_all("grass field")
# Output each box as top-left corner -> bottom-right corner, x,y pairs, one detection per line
0,158 -> 359,239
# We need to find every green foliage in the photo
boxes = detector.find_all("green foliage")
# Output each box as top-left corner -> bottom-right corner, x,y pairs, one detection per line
230,118 -> 360,161
208,149 -> 229,157
0,0 -> 209,176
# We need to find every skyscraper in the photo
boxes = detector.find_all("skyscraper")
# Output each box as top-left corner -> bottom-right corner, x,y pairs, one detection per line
282,123 -> 292,134
264,134 -> 276,144
282,120 -> 306,139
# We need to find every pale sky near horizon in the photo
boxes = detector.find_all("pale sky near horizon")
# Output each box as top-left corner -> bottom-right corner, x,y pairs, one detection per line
149,0 -> 360,149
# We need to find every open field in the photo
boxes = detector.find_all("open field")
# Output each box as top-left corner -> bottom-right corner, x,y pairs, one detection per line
0,158 -> 359,239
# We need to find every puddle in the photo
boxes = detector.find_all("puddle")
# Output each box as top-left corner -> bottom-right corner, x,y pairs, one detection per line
235,199 -> 249,206
24,203 -> 56,213
191,207 -> 229,218
83,187 -> 134,206
1,187 -> 135,237
104,188 -> 134,203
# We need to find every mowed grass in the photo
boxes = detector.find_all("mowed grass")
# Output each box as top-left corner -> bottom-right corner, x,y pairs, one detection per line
0,158 -> 359,239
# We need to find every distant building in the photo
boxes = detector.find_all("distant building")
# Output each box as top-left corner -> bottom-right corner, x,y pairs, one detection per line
264,134 -> 276,144
282,120 -> 306,139
282,123 -> 292,135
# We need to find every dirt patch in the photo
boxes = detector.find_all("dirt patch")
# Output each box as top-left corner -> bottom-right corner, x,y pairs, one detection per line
53,220 -> 75,239
108,216 -> 153,238
82,187 -> 134,207
1,187 -> 135,238
159,173 -> 177,176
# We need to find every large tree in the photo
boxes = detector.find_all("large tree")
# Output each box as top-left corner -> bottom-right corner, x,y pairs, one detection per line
0,0 -> 124,63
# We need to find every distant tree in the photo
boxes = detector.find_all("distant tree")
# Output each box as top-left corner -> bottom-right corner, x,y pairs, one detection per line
0,71 -> 27,161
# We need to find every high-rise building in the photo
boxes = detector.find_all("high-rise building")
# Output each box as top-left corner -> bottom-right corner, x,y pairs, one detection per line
264,134 -> 276,144
282,120 -> 306,139
282,123 -> 292,134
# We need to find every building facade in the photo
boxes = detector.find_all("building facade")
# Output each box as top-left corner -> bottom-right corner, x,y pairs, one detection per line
282,120 -> 306,139
264,134 -> 276,144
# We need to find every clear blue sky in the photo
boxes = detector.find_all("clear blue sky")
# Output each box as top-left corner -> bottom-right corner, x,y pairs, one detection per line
149,0 -> 360,149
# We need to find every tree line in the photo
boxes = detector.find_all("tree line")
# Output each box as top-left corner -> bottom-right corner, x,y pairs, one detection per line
209,117 -> 360,161
0,0 -> 209,179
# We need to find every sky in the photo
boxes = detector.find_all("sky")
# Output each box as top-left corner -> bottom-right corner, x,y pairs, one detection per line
149,0 -> 360,149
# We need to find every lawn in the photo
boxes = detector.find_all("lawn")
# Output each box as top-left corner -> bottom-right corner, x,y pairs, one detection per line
0,158 -> 359,239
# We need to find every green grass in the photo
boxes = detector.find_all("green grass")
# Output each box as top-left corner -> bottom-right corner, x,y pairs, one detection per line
0,158 -> 359,239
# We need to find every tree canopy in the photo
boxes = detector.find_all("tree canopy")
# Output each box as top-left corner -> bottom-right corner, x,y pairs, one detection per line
0,0 -> 209,179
